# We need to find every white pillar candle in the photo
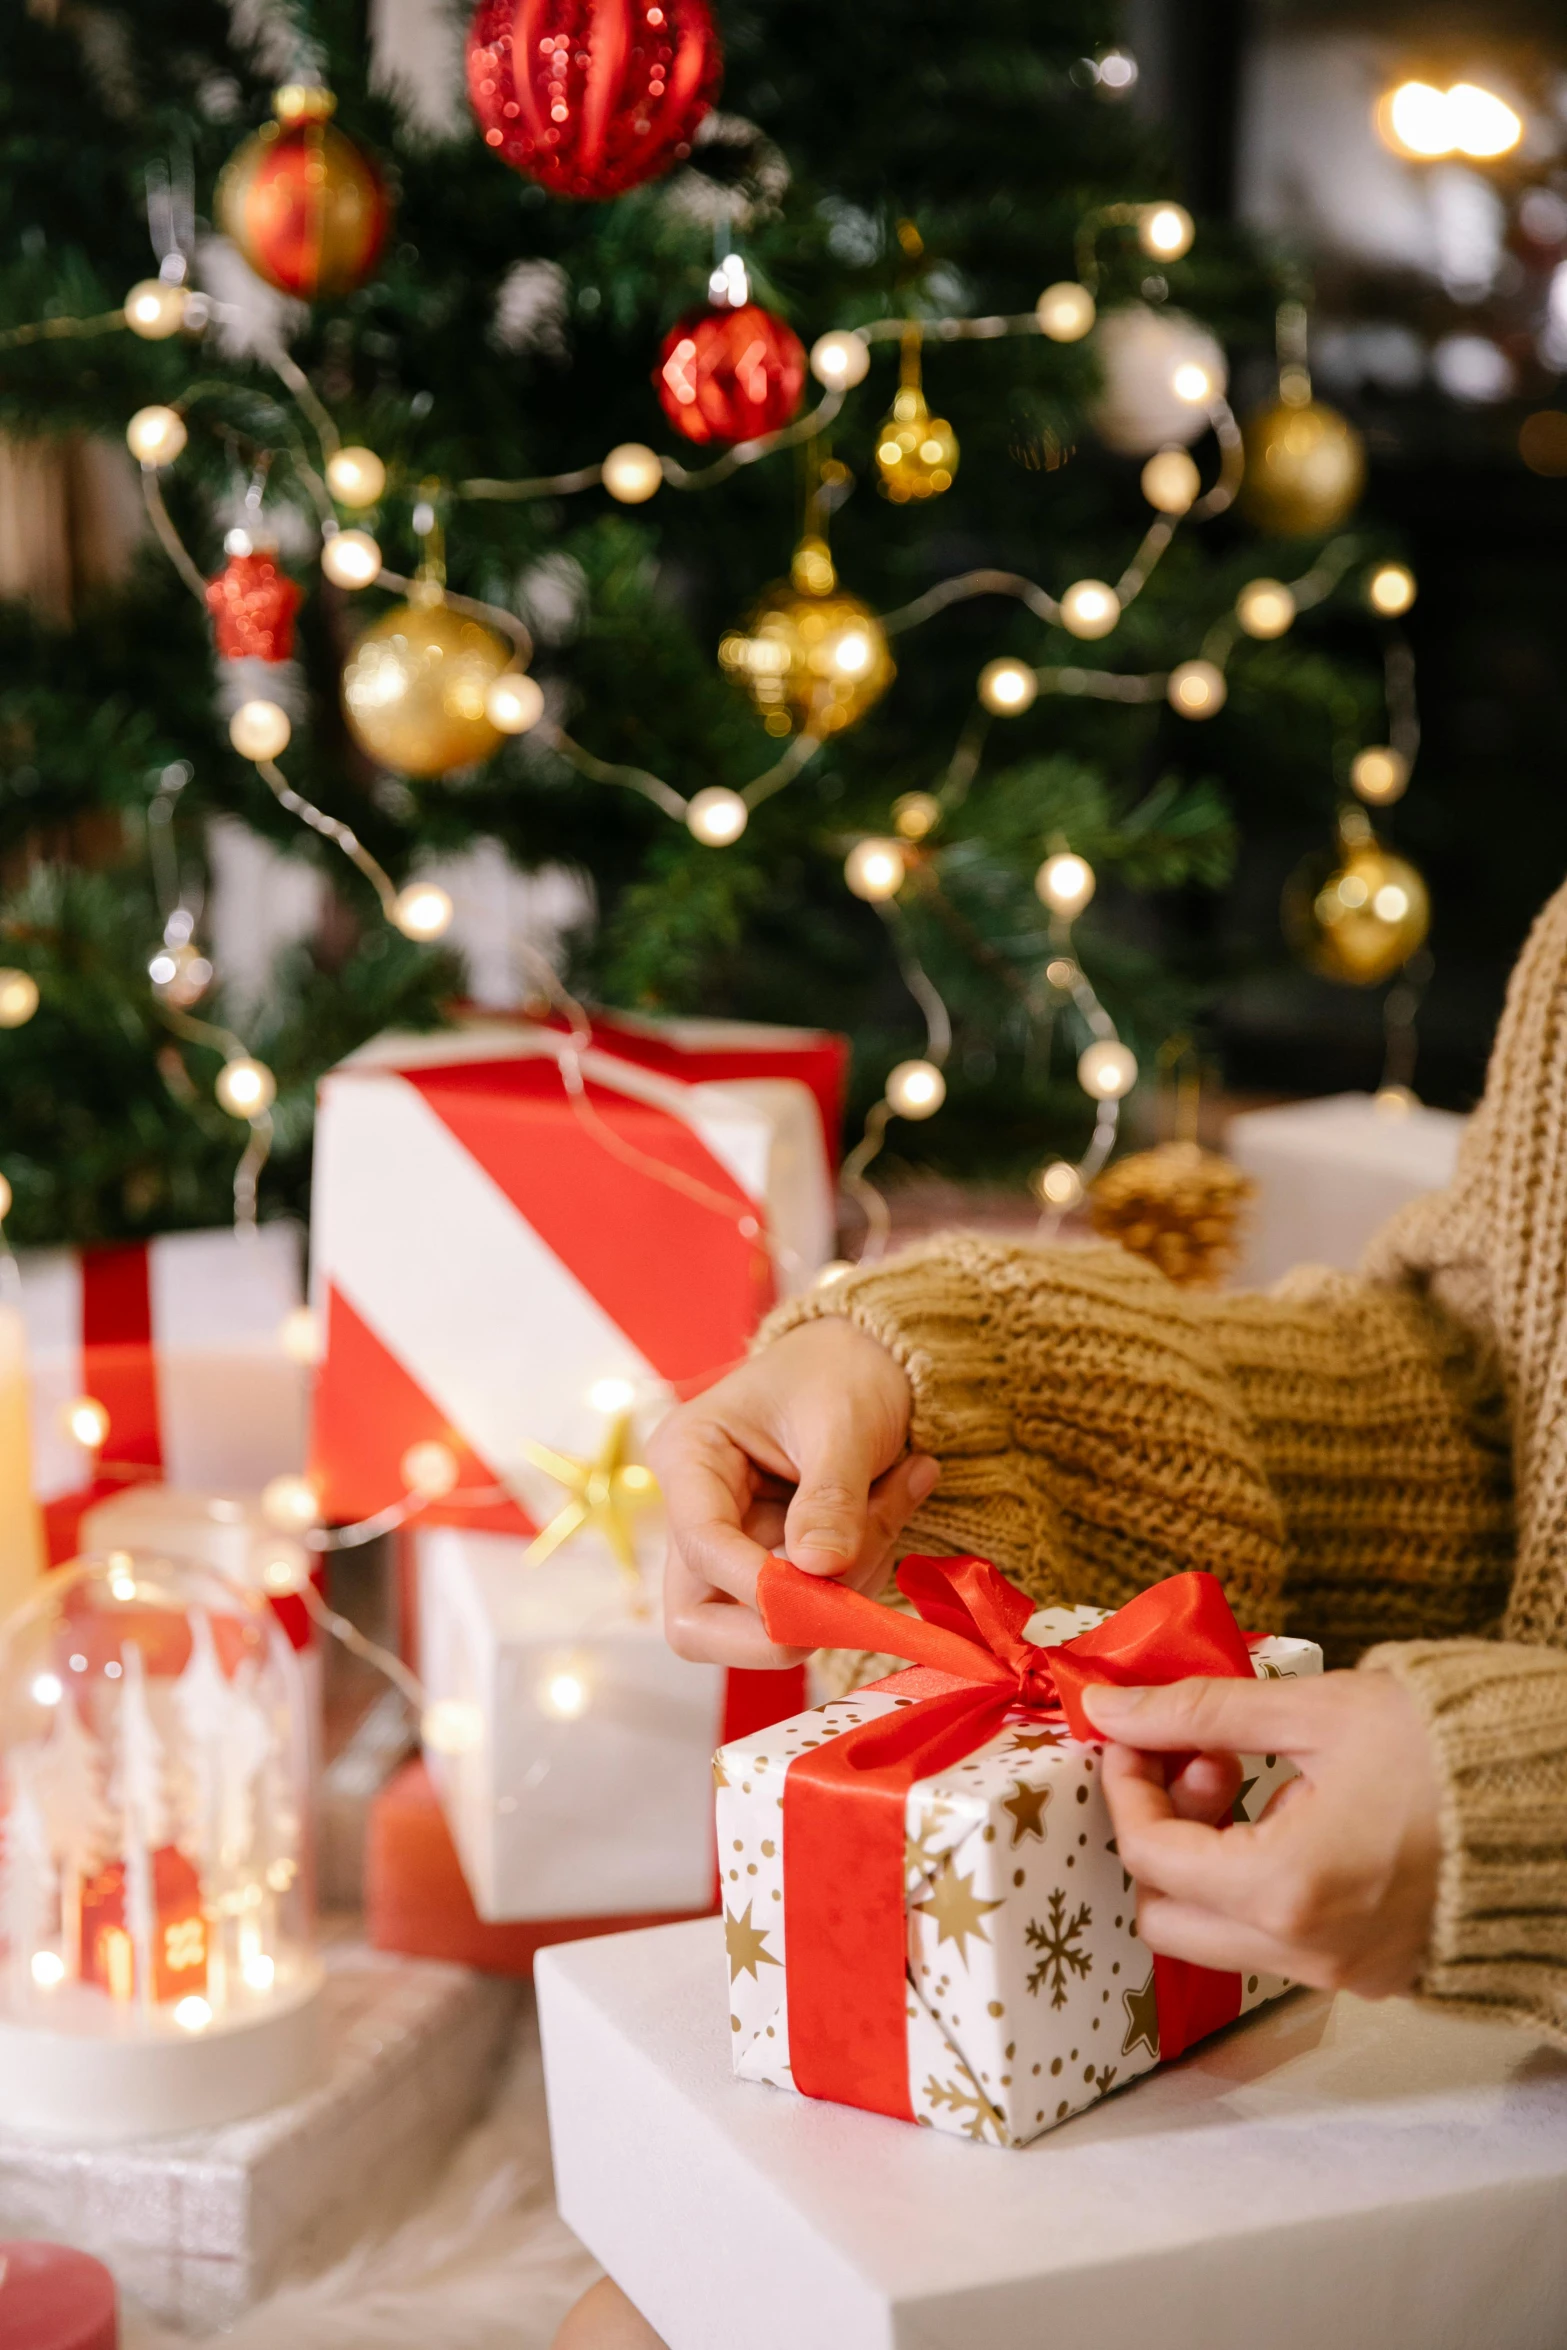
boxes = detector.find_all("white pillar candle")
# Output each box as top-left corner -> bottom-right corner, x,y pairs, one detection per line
0,1300 -> 44,1623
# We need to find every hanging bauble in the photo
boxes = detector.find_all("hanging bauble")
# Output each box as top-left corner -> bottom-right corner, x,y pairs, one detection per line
218,87 -> 391,300
1089,1140 -> 1255,1289
204,549 -> 303,663
467,0 -> 721,200
1241,398 -> 1366,536
1089,306 -> 1228,458
655,303 -> 806,447
341,588 -> 513,777
719,538 -> 894,739
874,336 -> 958,502
1284,824 -> 1429,986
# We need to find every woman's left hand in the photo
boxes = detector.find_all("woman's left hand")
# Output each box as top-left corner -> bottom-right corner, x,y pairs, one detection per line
1082,1670 -> 1441,2000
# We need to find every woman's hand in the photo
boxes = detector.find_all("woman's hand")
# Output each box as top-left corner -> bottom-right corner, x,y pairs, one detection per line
1084,1670 -> 1441,2000
648,1317 -> 937,1670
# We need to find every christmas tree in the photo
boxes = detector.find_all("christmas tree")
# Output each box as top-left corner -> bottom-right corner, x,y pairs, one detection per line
0,0 -> 1399,1244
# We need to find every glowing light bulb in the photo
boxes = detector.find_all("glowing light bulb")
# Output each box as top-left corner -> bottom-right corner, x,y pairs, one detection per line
686,786 -> 749,846
1059,580 -> 1121,640
1140,447 -> 1200,514
1032,1160 -> 1085,1210
0,1174 -> 11,1221
1351,746 -> 1410,806
1236,578 -> 1296,639
261,1473 -> 321,1533
126,405 -> 187,466
242,1953 -> 276,1991
1446,82 -> 1522,159
844,838 -> 906,901
31,1950 -> 65,1988
485,671 -> 545,734
885,1059 -> 946,1118
1078,1039 -> 1138,1100
1035,281 -> 1096,342
1382,80 -> 1453,157
1171,361 -> 1213,405
393,881 -> 454,941
1373,882 -> 1411,923
0,969 -> 39,1027
228,700 -> 292,761
538,1658 -> 593,1720
601,441 -> 664,503
326,446 -> 387,507
422,1697 -> 484,1753
1035,852 -> 1096,918
401,1439 -> 460,1499
589,1376 -> 636,1413
278,1305 -> 321,1364
216,1056 -> 276,1118
1138,203 -> 1194,260
174,1995 -> 213,2032
809,330 -> 871,389
256,1539 -> 308,1597
64,1396 -> 110,1451
832,627 -> 873,677
124,280 -> 188,339
321,527 -> 382,588
31,1673 -> 63,1707
1167,659 -> 1227,718
978,657 -> 1038,715
1368,561 -> 1417,617
893,791 -> 942,841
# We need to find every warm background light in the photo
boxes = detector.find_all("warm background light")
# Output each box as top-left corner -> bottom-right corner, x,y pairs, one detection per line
1367,562 -> 1417,617
326,446 -> 387,506
1236,578 -> 1296,639
321,528 -> 382,588
1077,1040 -> 1138,1100
1167,659 -> 1227,718
978,657 -> 1038,714
1141,447 -> 1200,514
809,330 -> 871,389
393,881 -> 454,940
844,837 -> 906,900
601,442 -> 663,502
884,1059 -> 946,1118
1035,852 -> 1096,917
685,787 -> 748,846
1059,580 -> 1120,640
1035,282 -> 1096,342
228,700 -> 292,761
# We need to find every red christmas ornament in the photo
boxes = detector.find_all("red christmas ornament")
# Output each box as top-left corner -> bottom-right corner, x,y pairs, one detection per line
655,303 -> 807,447
467,0 -> 721,200
217,87 -> 391,299
205,550 -> 304,663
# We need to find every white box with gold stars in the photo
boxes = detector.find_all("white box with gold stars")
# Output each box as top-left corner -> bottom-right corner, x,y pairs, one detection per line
716,1606 -> 1321,2147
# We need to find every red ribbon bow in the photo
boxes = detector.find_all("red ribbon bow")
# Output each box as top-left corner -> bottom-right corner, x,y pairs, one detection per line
755,1553 -> 1256,2118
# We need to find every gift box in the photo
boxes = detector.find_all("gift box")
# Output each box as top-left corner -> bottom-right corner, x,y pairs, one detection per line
17,1224 -> 309,1559
717,1557 -> 1321,2148
77,1481 -> 320,1653
308,1012 -> 845,1530
417,1524 -> 804,1921
1226,1092 -> 1465,1287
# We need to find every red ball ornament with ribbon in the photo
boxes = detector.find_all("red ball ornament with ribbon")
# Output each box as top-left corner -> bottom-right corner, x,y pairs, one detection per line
654,303 -> 807,447
217,87 -> 391,299
204,550 -> 304,663
467,0 -> 721,200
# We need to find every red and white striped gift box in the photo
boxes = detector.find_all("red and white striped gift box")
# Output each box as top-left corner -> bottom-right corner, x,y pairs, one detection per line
309,1013 -> 847,1533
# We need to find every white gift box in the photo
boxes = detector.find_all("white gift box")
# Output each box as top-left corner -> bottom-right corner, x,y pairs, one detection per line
417,1526 -> 730,1922
717,1605 -> 1321,2148
538,1916 -> 1567,2350
17,1222 -> 308,1504
1226,1092 -> 1465,1288
309,1013 -> 842,1530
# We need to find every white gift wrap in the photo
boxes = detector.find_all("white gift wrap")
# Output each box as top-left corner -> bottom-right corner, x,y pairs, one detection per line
18,1222 -> 308,1502
1226,1092 -> 1465,1288
718,1607 -> 1322,2147
418,1525 -> 727,1921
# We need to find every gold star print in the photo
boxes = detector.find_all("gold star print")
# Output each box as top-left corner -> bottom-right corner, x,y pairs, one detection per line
1007,1726 -> 1068,1753
725,1900 -> 782,1985
522,1413 -> 658,1577
712,1751 -> 730,1790
914,1857 -> 1004,1966
1230,1775 -> 1258,1825
1121,1966 -> 1160,2061
1002,1779 -> 1051,1846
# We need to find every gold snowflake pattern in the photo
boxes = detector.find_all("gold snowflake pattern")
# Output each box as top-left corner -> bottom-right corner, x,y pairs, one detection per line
921,2056 -> 1010,2145
1025,1886 -> 1093,2008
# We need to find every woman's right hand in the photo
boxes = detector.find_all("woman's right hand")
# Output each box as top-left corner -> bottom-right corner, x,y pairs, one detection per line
647,1315 -> 939,1670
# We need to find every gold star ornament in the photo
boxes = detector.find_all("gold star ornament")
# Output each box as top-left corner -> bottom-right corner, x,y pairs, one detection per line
521,1412 -> 658,1577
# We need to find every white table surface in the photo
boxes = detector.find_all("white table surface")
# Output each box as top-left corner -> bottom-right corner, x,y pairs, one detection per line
539,1917 -> 1567,2350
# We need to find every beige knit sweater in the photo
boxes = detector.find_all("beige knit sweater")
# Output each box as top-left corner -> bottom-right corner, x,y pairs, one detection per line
762,877 -> 1567,2048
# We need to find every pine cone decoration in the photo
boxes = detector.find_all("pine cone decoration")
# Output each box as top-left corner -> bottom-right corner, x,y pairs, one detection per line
1088,1140 -> 1254,1287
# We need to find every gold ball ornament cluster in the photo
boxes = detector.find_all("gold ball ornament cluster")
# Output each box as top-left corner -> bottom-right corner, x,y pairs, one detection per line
1285,821 -> 1430,986
1241,398 -> 1366,537
719,539 -> 894,739
341,590 -> 515,776
1089,1140 -> 1255,1288
874,344 -> 958,503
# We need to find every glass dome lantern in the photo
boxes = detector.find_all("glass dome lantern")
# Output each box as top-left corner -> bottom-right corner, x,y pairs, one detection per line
0,1549 -> 322,2140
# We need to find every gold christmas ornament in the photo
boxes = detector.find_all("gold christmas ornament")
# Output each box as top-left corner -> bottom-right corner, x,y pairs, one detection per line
1241,398 -> 1366,536
884,1058 -> 945,1118
1167,658 -> 1226,718
601,442 -> 663,503
686,786 -> 748,846
341,590 -> 511,776
326,446 -> 386,507
124,280 -> 188,340
1140,446 -> 1200,514
1284,824 -> 1430,986
1367,561 -> 1417,617
1035,282 -> 1096,342
0,970 -> 40,1028
126,405 -> 187,467
1350,745 -> 1410,806
521,1413 -> 658,1579
719,539 -> 894,739
874,337 -> 958,503
1089,1140 -> 1255,1288
320,527 -> 382,589
1235,577 -> 1295,638
1059,579 -> 1120,640
893,791 -> 941,841
978,657 -> 1038,714
809,330 -> 871,389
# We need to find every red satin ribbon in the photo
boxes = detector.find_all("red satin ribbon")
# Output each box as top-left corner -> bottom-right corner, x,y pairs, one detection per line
756,1555 -> 1256,2116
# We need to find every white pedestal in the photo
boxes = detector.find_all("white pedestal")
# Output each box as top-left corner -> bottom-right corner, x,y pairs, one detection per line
1226,1092 -> 1466,1287
538,1918 -> 1567,2350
